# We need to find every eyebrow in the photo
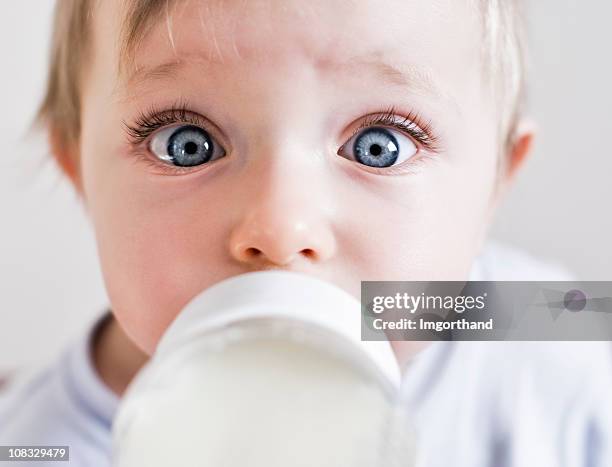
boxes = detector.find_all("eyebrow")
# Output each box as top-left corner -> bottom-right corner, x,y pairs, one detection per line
116,52 -> 458,111
321,54 -> 443,98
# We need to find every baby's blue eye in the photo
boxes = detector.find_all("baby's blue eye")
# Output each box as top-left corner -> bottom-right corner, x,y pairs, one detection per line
149,124 -> 226,167
339,127 -> 417,168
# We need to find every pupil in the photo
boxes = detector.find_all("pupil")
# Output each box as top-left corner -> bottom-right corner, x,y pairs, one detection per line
370,144 -> 382,156
184,141 -> 198,155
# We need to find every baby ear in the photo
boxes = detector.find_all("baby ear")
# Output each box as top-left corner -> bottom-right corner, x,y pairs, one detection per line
49,127 -> 84,195
494,117 -> 537,201
506,118 -> 536,180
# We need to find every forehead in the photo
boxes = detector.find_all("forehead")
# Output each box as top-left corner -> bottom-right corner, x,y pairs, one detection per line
130,1 -> 474,54
94,0 -> 484,107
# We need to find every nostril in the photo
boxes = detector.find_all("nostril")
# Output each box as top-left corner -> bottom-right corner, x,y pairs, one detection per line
245,247 -> 262,259
301,248 -> 316,259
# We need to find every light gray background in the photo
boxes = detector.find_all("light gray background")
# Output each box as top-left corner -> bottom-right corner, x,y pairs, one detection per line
1,1 -> 610,372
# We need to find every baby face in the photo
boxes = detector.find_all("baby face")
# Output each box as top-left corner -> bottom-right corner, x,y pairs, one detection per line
79,0 -> 500,353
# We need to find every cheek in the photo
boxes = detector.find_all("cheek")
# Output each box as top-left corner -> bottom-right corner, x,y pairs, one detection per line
80,141 -> 238,353
98,211 -> 221,353
337,155 -> 496,283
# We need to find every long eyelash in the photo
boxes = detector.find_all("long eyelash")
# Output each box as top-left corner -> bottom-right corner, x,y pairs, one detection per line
353,105 -> 441,152
122,98 -> 203,146
126,103 -> 439,149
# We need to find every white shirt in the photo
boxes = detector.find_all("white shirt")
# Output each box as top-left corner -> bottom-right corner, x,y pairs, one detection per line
0,312 -> 117,466
1,241 -> 611,466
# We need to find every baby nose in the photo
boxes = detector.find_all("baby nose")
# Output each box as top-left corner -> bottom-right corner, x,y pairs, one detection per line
229,210 -> 336,267
229,169 -> 337,267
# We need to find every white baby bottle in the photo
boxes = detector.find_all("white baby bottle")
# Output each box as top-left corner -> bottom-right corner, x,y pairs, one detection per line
111,271 -> 416,467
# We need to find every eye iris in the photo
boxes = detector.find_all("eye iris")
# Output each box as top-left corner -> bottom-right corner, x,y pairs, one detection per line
167,125 -> 213,167
353,128 -> 399,168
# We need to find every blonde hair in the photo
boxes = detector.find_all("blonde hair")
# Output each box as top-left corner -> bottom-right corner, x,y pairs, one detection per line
38,0 -> 527,156
481,0 -> 528,154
